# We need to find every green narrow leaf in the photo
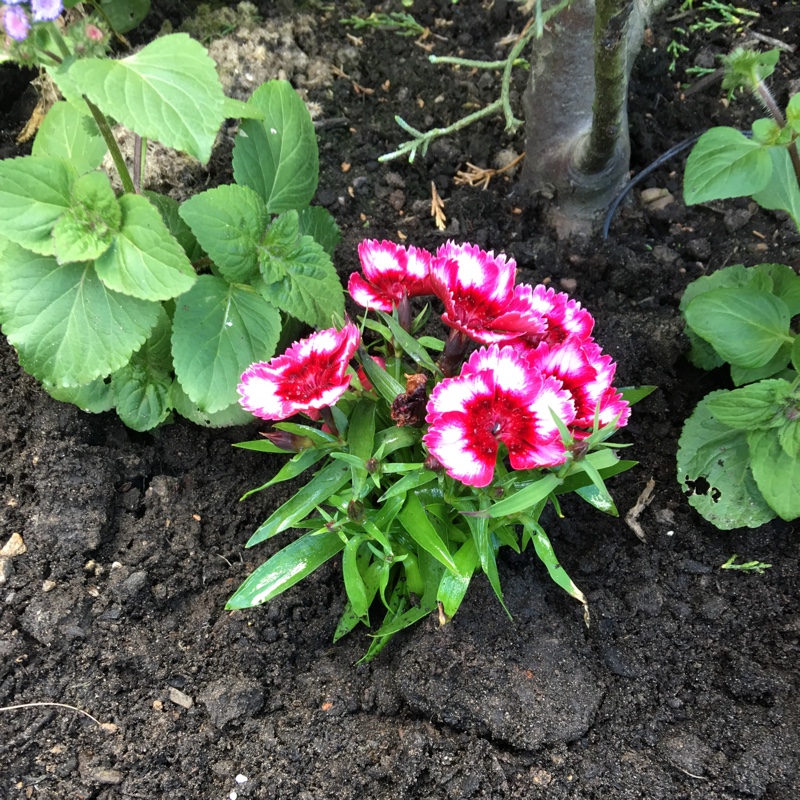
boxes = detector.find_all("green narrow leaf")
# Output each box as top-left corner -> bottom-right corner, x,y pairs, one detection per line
232,80 -> 319,212
342,535 -> 369,621
685,288 -> 790,368
358,347 -> 405,404
246,460 -> 351,546
377,310 -> 441,374
226,530 -> 345,609
172,276 -> 280,413
677,391 -> 775,529
0,243 -> 160,386
178,184 -> 268,283
32,101 -> 106,174
748,429 -> 800,521
70,33 -> 225,163
488,472 -> 562,518
94,194 -> 196,301
530,523 -> 587,608
53,171 -> 121,264
378,469 -> 436,501
684,127 -> 772,204
618,385 -> 657,405
397,491 -> 459,573
0,156 -> 75,254
465,512 -> 509,616
241,447 -> 329,500
334,559 -> 381,642
436,539 -> 479,619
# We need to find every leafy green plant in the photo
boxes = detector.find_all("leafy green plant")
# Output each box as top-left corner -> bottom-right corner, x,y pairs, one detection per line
227,239 -> 649,660
721,554 -> 772,574
678,263 -> 800,528
0,5 -> 343,430
340,11 -> 426,38
683,48 -> 800,231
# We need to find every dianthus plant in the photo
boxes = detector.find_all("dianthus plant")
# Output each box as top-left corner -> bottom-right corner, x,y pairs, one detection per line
229,240 -> 647,660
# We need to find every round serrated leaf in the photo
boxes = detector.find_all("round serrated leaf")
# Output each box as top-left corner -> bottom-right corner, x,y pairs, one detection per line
95,194 -> 196,301
69,34 -> 225,164
0,156 -> 75,255
179,184 -> 267,283
43,376 -> 115,414
685,288 -> 790,369
171,382 -> 254,427
32,101 -> 107,175
677,391 -> 775,529
0,242 -> 161,387
748,429 -> 800,520
172,275 -> 280,413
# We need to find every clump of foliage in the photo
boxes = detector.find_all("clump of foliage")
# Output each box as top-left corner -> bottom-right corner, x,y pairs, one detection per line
228,239 -> 648,660
678,263 -> 800,528
0,3 -> 343,430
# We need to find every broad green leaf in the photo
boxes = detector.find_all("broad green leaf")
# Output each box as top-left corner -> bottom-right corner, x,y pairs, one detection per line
70,34 -> 225,164
730,342 -> 792,386
685,288 -> 790,369
684,127 -> 772,205
179,184 -> 267,283
171,381 -> 254,427
787,93 -> 800,133
681,264 -> 773,371
748,429 -> 800,521
342,535 -> 369,621
298,206 -> 341,256
222,96 -> 264,120
758,264 -> 800,317
111,307 -> 173,431
172,276 -> 280,413
706,380 -> 788,430
226,529 -> 345,609
232,80 -> 319,212
488,472 -> 562,518
246,460 -> 350,546
0,156 -> 75,255
257,212 -> 344,328
43,376 -> 115,413
530,523 -> 587,608
100,0 -> 150,33
752,147 -> 800,230
53,172 -> 121,264
677,391 -> 775,529
779,417 -> 800,459
0,243 -> 160,386
751,118 -> 784,146
32,101 -> 106,175
144,192 -> 204,262
95,194 -> 196,300
437,537 -> 479,619
397,491 -> 459,573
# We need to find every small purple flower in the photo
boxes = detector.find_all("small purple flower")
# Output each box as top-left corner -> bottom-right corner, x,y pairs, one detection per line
2,4 -> 30,41
31,0 -> 63,22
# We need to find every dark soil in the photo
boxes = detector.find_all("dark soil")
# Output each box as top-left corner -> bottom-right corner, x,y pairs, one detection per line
1,1 -> 799,798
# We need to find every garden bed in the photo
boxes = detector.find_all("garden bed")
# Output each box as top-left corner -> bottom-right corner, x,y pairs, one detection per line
1,1 -> 798,798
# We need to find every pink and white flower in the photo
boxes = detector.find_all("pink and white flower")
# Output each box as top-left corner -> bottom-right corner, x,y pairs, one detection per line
423,345 -> 575,487
430,242 -> 546,345
515,284 -> 595,348
238,323 -> 360,421
348,240 -> 433,312
526,337 -> 630,434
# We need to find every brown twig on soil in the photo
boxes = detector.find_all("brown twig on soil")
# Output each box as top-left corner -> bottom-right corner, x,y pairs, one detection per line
453,152 -> 525,190
625,477 -> 656,542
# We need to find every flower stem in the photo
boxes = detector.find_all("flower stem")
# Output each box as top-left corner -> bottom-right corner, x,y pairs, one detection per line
83,96 -> 136,195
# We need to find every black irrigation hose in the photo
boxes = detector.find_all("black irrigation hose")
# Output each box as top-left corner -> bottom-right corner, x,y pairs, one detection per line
602,129 -> 753,240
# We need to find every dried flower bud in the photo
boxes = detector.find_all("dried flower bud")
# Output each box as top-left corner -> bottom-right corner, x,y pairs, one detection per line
391,373 -> 428,427
365,458 -> 380,474
261,430 -> 314,453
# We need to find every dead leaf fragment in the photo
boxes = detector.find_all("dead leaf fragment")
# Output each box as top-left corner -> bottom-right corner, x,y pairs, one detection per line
431,182 -> 447,231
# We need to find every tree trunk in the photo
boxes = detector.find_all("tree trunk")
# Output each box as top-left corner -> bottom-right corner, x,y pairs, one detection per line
520,0 -> 666,236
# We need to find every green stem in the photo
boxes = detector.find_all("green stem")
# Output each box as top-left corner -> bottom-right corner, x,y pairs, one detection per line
83,96 -> 136,195
50,27 -> 72,60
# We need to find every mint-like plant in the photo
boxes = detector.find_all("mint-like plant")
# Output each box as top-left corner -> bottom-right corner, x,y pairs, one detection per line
678,263 -> 800,528
227,239 -> 649,661
0,4 -> 343,430
684,48 -> 800,231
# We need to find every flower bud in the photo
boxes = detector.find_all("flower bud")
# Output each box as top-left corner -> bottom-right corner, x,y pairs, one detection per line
85,23 -> 104,41
347,500 -> 365,524
261,430 -> 314,453
423,453 -> 444,472
365,458 -> 380,474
